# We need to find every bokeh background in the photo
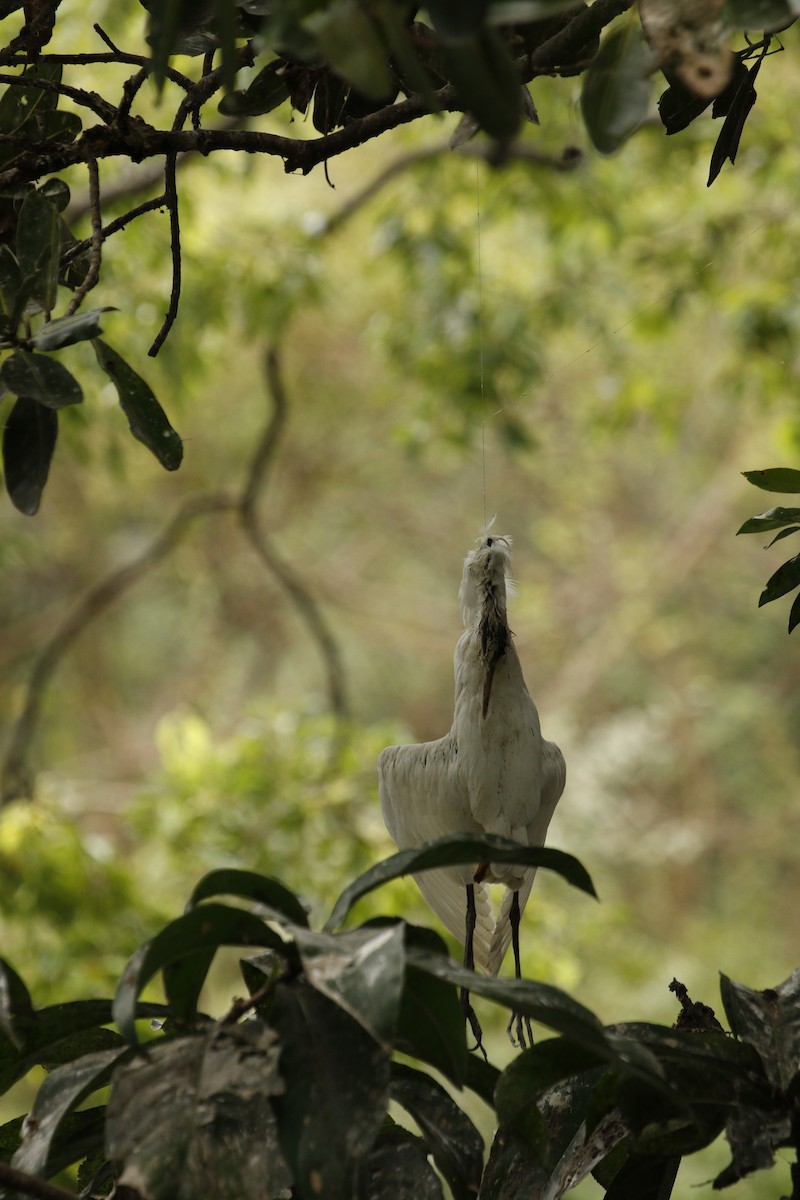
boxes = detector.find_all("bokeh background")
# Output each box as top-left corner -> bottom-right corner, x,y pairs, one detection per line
2,6 -> 800,1195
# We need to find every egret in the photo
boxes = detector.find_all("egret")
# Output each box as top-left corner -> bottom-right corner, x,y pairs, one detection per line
378,532 -> 566,1050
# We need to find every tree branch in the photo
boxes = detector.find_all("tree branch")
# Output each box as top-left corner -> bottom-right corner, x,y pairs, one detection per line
0,1163 -> 75,1200
147,153 -> 181,356
64,156 -> 101,316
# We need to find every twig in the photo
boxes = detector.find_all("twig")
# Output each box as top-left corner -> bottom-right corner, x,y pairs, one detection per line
147,153 -> 181,357
0,70 -> 116,122
62,194 -> 167,264
240,349 -> 349,720
0,1162 -> 75,1200
65,157 -> 101,316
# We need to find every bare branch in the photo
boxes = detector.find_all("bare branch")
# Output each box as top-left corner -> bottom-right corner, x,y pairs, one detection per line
147,153 -> 181,356
62,193 -> 166,263
0,1162 -> 76,1200
0,69 -> 117,121
65,156 -> 101,316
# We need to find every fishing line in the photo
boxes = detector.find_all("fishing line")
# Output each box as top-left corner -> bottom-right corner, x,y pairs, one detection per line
475,159 -> 487,528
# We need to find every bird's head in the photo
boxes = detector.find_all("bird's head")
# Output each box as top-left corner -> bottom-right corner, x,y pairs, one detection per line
459,532 -> 513,627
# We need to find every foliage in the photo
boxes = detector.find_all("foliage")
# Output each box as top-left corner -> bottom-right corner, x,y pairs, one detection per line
1,843 -> 799,1200
739,467 -> 800,632
0,0 -> 797,512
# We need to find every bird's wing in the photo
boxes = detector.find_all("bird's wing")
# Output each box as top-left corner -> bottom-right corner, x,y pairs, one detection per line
412,869 -> 496,965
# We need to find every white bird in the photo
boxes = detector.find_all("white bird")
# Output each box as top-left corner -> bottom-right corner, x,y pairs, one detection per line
378,531 -> 566,1047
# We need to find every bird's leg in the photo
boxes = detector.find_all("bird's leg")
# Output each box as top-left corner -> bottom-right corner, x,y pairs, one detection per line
461,884 -> 487,1059
506,890 -> 534,1050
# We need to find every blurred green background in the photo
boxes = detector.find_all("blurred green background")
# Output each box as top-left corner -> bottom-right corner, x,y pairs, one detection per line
2,6 -> 800,1194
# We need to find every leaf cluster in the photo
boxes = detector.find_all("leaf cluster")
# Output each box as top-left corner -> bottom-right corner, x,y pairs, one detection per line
738,467 -> 800,632
2,835 -> 799,1200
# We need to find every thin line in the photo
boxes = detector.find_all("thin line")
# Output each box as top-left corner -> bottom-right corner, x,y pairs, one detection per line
476,160 -> 486,527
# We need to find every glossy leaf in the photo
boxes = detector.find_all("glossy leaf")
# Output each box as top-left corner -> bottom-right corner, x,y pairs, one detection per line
1,351 -> 82,409
12,1047 -> 127,1179
16,191 -> 60,315
581,20 -> 652,154
218,60 -> 290,117
113,903 -> 289,1043
2,395 -> 58,515
107,1024 -> 290,1200
720,969 -> 800,1090
737,506 -> 800,534
326,833 -> 596,930
293,924 -> 405,1048
390,1062 -> 483,1200
30,308 -> 114,352
758,554 -> 800,607
269,980 -> 390,1200
743,467 -> 800,493
187,867 -> 310,926
92,338 -> 183,471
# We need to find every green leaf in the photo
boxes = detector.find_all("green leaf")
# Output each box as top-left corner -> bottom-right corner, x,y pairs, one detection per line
407,945 -> 609,1051
30,308 -> 114,352
2,395 -> 58,515
707,57 -> 761,187
307,1 -> 394,99
464,1054 -> 500,1107
737,506 -> 800,535
16,191 -> 60,314
743,467 -> 800,493
326,834 -> 596,931
720,969 -> 800,1090
270,980 -> 391,1200
113,903 -> 290,1043
488,0 -> 595,19
789,590 -> 800,634
758,554 -> 800,607
765,526 -> 800,548
38,178 -> 71,213
214,0 -> 238,92
440,29 -> 522,140
107,1024 -> 290,1200
92,338 -> 183,471
396,962 -> 467,1087
186,868 -> 310,927
604,1153 -> 681,1200
0,64 -> 61,169
0,247 -> 22,328
12,1047 -> 128,1179
723,0 -> 795,30
1,351 -> 82,409
0,960 -> 33,1051
362,1122 -> 444,1199
390,1062 -> 483,1200
218,60 -> 290,116
580,19 -> 653,154
293,925 -> 405,1048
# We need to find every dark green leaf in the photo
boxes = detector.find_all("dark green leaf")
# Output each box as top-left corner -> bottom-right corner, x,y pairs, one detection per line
0,960 -> 33,1050
38,179 -> 71,213
113,903 -> 288,1043
391,1062 -> 483,1200
766,526 -> 800,548
218,60 -> 290,116
758,554 -> 800,607
723,0 -> 795,30
12,1047 -> 127,1179
406,945 -> 609,1051
270,980 -> 390,1200
186,868 -> 310,927
2,395 -> 58,515
720,969 -> 800,1090
312,71 -> 350,134
37,110 -> 82,147
488,0 -> 595,19
711,57 -> 751,117
580,20 -> 652,154
92,338 -> 183,471
309,1 -> 394,99
743,467 -> 800,493
293,924 -> 405,1048
0,247 -> 22,327
495,1036 -> 608,1150
396,963 -> 467,1087
30,308 -> 114,352
440,30 -> 521,140
0,64 -> 61,169
604,1153 -> 680,1200
1,351 -> 82,409
464,1053 -> 500,1107
789,590 -> 800,634
361,1122 -> 444,1199
657,76 -> 711,136
214,0 -> 238,92
325,834 -> 596,931
107,1023 -> 290,1200
16,191 -> 60,314
0,1114 -> 23,1162
707,57 -> 761,186
737,506 -> 800,534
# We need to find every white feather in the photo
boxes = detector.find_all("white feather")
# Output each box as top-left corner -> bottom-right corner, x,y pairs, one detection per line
378,533 -> 566,976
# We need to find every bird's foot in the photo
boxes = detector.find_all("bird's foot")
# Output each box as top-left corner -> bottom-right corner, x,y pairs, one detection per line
461,987 -> 488,1061
507,1010 -> 534,1050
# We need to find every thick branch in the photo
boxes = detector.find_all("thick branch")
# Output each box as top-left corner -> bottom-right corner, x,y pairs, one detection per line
0,1163 -> 75,1200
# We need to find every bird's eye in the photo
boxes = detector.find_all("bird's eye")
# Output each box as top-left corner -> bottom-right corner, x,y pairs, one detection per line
487,537 -> 493,547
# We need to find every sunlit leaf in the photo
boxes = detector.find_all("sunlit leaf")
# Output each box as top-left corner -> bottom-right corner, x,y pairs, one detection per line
0,351 -> 82,409
92,338 -> 183,471
581,19 -> 653,154
2,395 -> 58,515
